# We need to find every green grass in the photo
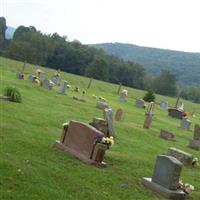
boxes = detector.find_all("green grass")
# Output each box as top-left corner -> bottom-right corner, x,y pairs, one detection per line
0,57 -> 200,200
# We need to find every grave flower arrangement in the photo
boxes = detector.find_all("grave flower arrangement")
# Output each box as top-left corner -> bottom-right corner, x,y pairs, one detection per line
95,134 -> 114,148
121,89 -> 128,96
177,180 -> 194,194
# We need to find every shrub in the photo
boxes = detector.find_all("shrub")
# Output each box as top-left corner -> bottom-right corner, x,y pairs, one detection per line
4,87 -> 22,103
143,91 -> 155,102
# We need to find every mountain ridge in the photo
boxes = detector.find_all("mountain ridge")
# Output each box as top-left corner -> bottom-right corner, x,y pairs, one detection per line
91,42 -> 200,86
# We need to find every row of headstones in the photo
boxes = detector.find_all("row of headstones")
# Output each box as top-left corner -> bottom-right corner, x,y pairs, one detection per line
25,70 -> 69,94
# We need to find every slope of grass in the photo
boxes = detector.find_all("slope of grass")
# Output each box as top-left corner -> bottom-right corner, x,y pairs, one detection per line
0,57 -> 200,200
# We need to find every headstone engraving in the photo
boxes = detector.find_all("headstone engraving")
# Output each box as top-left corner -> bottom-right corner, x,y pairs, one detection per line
142,155 -> 186,199
115,108 -> 123,121
188,124 -> 200,150
160,129 -> 175,141
54,120 -> 107,166
167,147 -> 194,166
180,118 -> 191,131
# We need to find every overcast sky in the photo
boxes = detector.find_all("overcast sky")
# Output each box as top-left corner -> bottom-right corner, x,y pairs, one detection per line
1,0 -> 200,52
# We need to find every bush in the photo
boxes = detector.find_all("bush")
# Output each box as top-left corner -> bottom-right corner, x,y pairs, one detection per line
143,91 -> 155,102
4,87 -> 22,103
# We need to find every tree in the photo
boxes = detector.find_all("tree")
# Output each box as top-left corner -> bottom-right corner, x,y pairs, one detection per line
153,70 -> 177,96
85,58 -> 109,81
143,91 -> 155,102
0,17 -> 7,52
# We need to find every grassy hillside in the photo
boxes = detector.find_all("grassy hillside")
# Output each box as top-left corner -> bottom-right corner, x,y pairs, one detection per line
0,57 -> 200,200
92,43 -> 200,86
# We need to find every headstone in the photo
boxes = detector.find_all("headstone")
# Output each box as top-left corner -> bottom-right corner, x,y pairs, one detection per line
104,108 -> 116,138
28,74 -> 37,82
180,118 -> 191,131
160,101 -> 168,110
143,102 -> 154,129
51,75 -> 61,85
168,108 -> 183,119
136,99 -> 145,108
167,147 -> 194,166
188,124 -> 200,150
38,71 -> 46,82
142,155 -> 186,199
96,100 -> 109,111
16,72 -> 24,79
54,120 -> 108,166
73,96 -> 86,102
115,108 -> 123,121
89,118 -> 108,136
119,90 -> 127,102
160,129 -> 175,141
59,80 -> 68,94
41,80 -> 54,90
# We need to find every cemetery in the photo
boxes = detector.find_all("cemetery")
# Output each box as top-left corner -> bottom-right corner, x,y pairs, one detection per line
0,57 -> 200,200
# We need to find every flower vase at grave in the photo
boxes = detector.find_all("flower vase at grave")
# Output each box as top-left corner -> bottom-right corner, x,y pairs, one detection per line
92,143 -> 108,163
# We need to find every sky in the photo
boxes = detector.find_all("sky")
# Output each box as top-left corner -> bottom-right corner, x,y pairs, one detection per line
1,0 -> 200,53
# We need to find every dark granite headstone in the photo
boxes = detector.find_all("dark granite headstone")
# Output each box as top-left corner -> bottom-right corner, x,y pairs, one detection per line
168,108 -> 183,119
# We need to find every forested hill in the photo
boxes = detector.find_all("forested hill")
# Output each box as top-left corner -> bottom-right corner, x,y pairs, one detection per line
92,43 -> 200,86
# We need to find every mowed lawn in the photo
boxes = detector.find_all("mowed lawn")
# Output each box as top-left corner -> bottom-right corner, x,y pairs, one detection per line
0,57 -> 200,200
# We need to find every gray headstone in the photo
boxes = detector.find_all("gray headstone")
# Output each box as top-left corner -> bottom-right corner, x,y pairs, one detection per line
180,118 -> 191,130
168,108 -> 183,119
167,147 -> 194,166
96,101 -> 109,111
188,124 -> 200,150
28,74 -> 36,82
152,155 -> 182,190
51,75 -> 61,85
136,99 -> 145,108
59,81 -> 68,94
38,71 -> 46,82
119,93 -> 127,102
104,108 -> 116,137
41,80 -> 54,90
160,101 -> 168,110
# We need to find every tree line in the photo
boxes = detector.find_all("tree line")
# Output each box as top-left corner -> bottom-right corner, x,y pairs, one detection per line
1,16 -> 199,103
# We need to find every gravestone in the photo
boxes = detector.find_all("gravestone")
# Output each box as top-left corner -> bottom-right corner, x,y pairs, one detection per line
51,75 -> 61,85
168,108 -> 183,119
167,147 -> 194,166
160,101 -> 168,110
73,96 -> 86,102
96,100 -> 109,111
89,118 -> 108,136
38,71 -> 46,82
142,155 -> 186,199
160,129 -> 175,141
54,120 -> 108,166
16,72 -> 24,80
119,90 -> 127,102
115,108 -> 123,121
104,108 -> 116,138
59,80 -> 68,94
41,80 -> 54,90
180,118 -> 191,131
28,74 -> 36,82
188,124 -> 200,150
143,102 -> 154,129
136,99 -> 145,108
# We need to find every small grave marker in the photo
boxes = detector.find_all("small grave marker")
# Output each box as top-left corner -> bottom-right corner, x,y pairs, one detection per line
115,108 -> 123,121
135,99 -> 145,108
188,124 -> 200,150
160,129 -> 175,141
180,118 -> 191,131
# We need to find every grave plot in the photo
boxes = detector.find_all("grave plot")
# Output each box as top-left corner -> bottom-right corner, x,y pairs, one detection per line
55,120 -> 113,166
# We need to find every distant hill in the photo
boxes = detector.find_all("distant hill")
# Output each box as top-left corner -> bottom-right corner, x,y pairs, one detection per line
92,43 -> 200,86
5,26 -> 15,39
